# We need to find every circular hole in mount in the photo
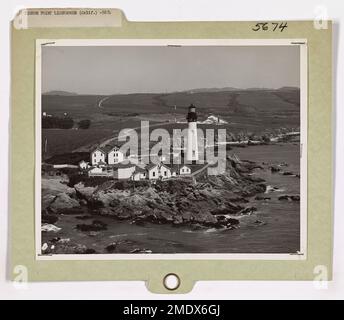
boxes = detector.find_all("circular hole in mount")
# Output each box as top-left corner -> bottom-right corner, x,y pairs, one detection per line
163,273 -> 180,291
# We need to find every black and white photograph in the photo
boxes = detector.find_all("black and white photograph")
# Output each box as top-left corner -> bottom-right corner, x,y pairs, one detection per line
37,40 -> 306,258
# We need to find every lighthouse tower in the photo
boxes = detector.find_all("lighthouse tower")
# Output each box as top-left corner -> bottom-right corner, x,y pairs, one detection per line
186,104 -> 199,163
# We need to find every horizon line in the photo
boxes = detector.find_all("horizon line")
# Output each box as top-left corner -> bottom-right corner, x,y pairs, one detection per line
42,86 -> 301,96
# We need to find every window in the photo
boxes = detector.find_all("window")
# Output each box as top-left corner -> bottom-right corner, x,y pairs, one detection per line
164,171 -> 167,176
153,171 -> 156,177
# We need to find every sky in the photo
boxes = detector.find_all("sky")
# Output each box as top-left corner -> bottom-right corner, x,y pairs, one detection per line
42,45 -> 300,95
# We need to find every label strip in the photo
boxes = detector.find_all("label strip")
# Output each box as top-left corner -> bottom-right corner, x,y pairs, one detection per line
13,8 -> 122,29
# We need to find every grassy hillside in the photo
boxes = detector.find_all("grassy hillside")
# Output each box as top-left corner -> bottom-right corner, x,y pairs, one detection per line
42,88 -> 300,157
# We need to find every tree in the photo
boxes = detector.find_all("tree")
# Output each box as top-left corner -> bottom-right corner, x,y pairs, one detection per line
78,119 -> 91,129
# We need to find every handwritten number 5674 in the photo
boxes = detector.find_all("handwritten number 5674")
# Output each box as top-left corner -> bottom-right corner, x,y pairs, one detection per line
252,22 -> 288,32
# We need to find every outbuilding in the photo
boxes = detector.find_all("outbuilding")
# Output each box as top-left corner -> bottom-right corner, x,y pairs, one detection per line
179,165 -> 192,175
114,162 -> 136,180
78,160 -> 89,170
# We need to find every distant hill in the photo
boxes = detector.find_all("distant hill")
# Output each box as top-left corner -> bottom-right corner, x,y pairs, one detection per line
277,86 -> 300,91
186,87 -> 239,94
43,91 -> 78,96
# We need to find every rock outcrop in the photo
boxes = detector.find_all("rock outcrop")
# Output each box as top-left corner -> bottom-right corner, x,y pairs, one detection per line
278,195 -> 300,201
43,156 -> 267,228
49,193 -> 80,213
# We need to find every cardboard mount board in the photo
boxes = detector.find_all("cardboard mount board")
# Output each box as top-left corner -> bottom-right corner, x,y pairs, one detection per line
10,8 -> 332,293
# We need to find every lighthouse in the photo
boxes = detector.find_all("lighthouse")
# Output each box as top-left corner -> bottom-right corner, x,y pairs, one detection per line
186,104 -> 199,163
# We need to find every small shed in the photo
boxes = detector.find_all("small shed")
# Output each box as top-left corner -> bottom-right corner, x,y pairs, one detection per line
78,160 -> 89,170
131,166 -> 147,181
179,165 -> 192,175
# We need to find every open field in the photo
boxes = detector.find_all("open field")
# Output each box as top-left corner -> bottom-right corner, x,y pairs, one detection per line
42,88 -> 300,157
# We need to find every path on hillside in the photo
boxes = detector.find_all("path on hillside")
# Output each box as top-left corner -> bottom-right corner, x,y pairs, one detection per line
98,121 -> 176,148
73,121 -> 176,152
97,96 -> 111,108
73,95 -> 179,152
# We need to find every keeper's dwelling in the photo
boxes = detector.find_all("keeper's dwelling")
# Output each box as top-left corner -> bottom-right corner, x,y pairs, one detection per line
91,148 -> 106,166
108,146 -> 124,165
90,146 -> 124,166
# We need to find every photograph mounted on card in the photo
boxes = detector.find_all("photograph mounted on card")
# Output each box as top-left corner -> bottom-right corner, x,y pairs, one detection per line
10,9 -> 333,293
36,39 -> 307,260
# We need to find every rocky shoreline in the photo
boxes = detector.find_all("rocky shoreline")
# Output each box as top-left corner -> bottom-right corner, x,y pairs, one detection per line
41,153 -> 300,254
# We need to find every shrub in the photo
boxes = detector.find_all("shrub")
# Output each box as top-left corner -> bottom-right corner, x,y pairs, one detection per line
68,174 -> 113,187
42,116 -> 74,129
78,119 -> 91,129
45,152 -> 89,165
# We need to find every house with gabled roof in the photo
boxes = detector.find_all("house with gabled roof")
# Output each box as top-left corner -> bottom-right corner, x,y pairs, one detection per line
146,163 -> 159,180
90,147 -> 106,166
159,163 -> 172,179
146,163 -> 172,180
179,163 -> 208,176
107,145 -> 124,165
179,164 -> 192,175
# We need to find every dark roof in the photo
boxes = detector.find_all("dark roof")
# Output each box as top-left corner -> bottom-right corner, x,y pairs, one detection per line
169,164 -> 181,172
145,163 -> 173,172
104,145 -> 121,153
160,163 -> 172,171
145,163 -> 159,171
190,163 -> 208,173
91,147 -> 105,154
133,166 -> 146,174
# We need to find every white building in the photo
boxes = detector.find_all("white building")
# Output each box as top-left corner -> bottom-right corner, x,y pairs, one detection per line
146,164 -> 159,180
114,163 -> 137,180
90,148 -> 106,166
186,104 -> 199,163
131,166 -> 147,181
78,160 -> 89,170
146,163 -> 172,180
87,166 -> 105,177
179,165 -> 192,175
159,164 -> 172,179
108,146 -> 124,165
